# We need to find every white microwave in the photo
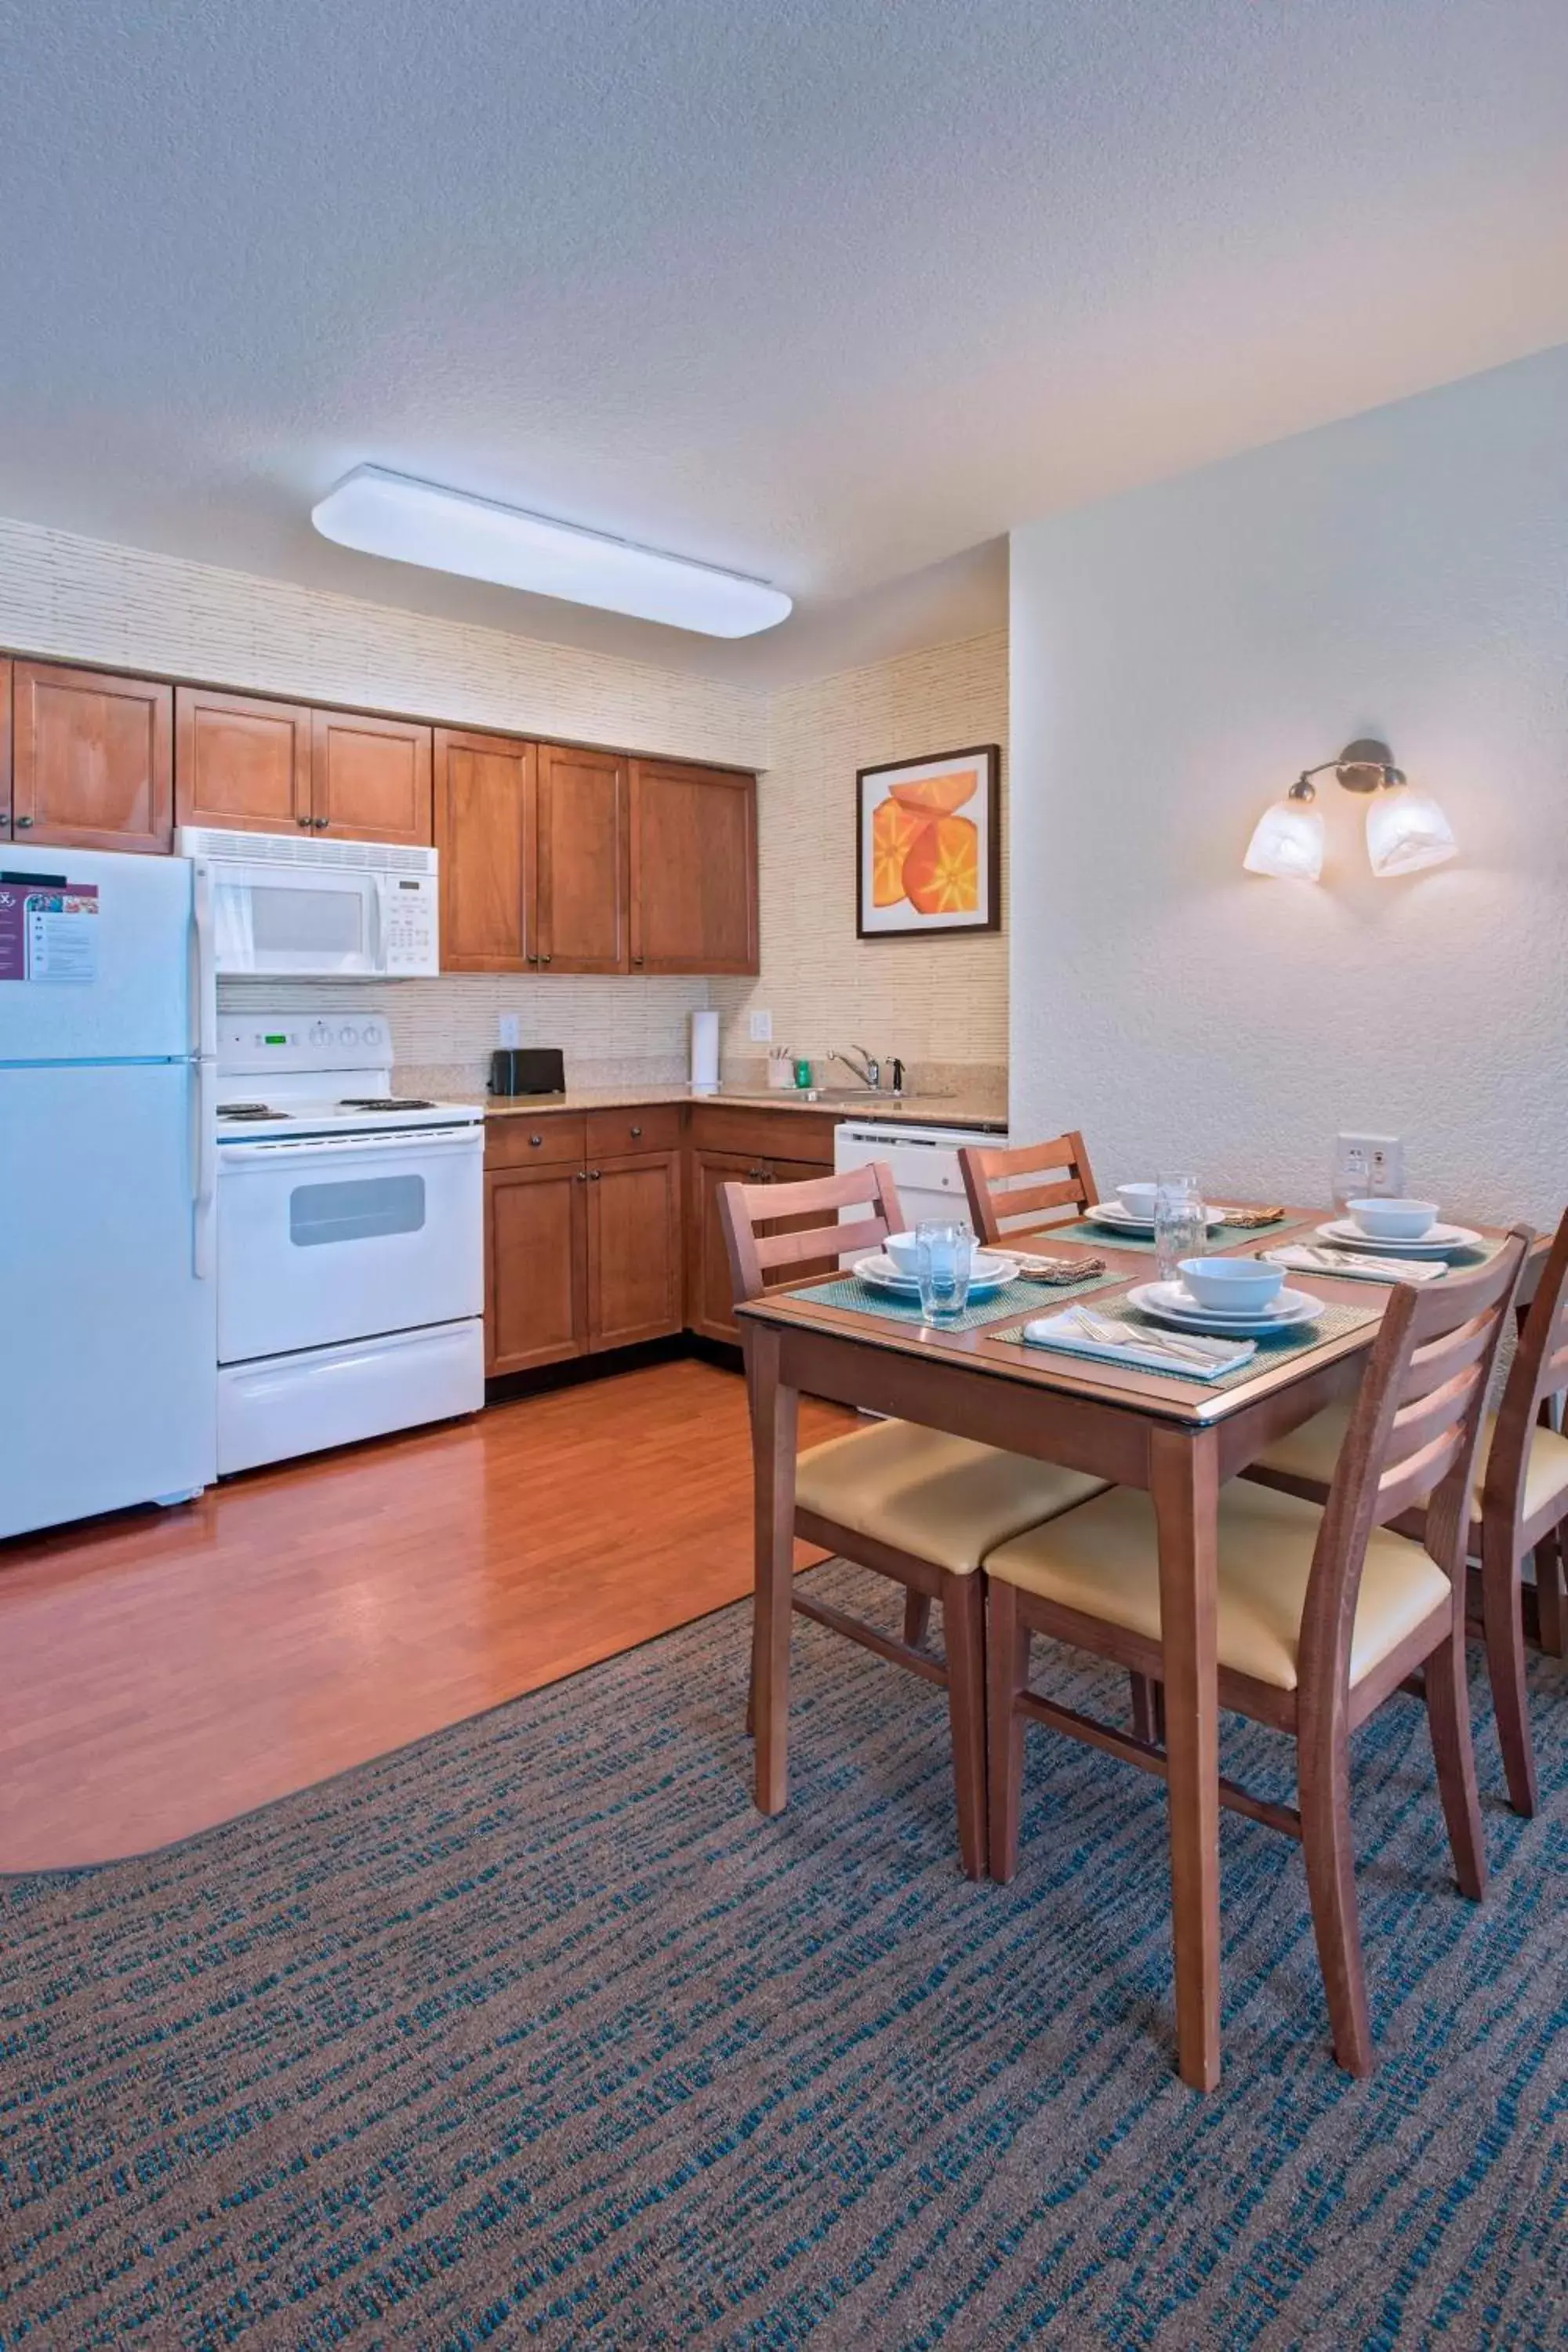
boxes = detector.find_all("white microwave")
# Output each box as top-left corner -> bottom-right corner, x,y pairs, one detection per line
178,828 -> 440,977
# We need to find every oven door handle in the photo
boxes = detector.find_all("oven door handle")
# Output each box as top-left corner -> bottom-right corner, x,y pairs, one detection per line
218,1126 -> 482,1168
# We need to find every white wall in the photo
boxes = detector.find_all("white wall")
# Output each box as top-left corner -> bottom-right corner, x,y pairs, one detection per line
1009,343 -> 1568,1228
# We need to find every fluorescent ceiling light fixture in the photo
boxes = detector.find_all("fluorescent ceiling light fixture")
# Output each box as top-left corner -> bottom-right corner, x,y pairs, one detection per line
312,466 -> 792,638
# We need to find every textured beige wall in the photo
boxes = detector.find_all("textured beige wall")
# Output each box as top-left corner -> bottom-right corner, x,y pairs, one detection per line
712,628 -> 1009,1076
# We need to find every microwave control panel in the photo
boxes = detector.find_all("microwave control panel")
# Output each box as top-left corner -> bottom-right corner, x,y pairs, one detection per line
379,873 -> 439,974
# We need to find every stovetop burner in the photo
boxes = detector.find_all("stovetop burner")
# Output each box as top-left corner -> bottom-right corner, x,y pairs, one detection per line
218,1102 -> 287,1120
338,1096 -> 437,1112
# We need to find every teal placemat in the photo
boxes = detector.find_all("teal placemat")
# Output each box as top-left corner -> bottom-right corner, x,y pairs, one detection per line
1051,1213 -> 1316,1256
790,1266 -> 1120,1333
989,1293 -> 1381,1387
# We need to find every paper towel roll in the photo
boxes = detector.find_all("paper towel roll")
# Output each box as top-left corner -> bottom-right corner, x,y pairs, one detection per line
690,1007 -> 720,1095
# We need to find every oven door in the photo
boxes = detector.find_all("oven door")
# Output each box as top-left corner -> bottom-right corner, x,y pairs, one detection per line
217,1125 -> 484,1365
212,862 -> 383,976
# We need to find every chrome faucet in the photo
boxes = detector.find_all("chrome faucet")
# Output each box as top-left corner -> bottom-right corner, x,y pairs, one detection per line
828,1044 -> 882,1091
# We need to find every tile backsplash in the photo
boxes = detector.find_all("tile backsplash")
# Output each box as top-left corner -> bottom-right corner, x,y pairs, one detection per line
219,975 -> 710,1094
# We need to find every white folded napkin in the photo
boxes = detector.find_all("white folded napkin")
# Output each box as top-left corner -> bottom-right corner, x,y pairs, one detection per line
1262,1243 -> 1447,1286
1020,1308 -> 1255,1381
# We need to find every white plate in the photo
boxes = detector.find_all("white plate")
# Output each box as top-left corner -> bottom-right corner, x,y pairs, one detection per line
1086,1202 -> 1221,1234
855,1251 -> 1017,1298
1127,1279 -> 1324,1337
1316,1218 -> 1482,1258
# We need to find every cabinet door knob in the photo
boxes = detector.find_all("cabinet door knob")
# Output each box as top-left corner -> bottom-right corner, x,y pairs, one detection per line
526,952 -> 539,965
633,954 -> 645,966
630,1124 -> 642,1138
314,815 -> 329,830
588,1168 -> 601,1181
541,953 -> 553,966
528,1134 -> 543,1147
13,813 -> 34,829
296,814 -> 312,828
575,1169 -> 588,1182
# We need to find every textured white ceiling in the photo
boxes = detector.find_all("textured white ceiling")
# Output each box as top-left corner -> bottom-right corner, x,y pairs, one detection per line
1,0 -> 1564,684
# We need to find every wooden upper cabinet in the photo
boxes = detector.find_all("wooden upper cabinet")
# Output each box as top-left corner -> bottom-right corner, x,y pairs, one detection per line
10,662 -> 173,853
535,744 -> 628,972
630,759 -> 758,975
175,686 -> 311,835
434,728 -> 535,970
311,709 -> 433,845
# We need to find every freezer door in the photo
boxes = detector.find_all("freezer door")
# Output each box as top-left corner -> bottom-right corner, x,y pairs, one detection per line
0,1062 -> 217,1538
0,844 -> 195,1063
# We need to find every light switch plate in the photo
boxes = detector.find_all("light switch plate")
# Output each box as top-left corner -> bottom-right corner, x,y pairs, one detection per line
748,1009 -> 773,1043
498,1013 -> 520,1048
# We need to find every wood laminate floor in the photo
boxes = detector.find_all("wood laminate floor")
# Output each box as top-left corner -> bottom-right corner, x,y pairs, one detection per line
0,1360 -> 853,1871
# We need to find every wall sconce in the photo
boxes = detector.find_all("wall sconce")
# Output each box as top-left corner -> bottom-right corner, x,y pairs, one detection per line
1243,739 -> 1457,882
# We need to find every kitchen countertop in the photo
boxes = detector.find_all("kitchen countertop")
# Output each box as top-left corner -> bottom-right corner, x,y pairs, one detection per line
474,1084 -> 1008,1133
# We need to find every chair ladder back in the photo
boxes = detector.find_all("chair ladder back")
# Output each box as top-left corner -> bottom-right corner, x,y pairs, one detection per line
1298,1233 -> 1530,1698
958,1129 -> 1098,1248
718,1160 -> 905,1306
1484,1207 -> 1568,1526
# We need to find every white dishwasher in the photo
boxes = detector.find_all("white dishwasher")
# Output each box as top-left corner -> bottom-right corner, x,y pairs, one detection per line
834,1119 -> 1009,1264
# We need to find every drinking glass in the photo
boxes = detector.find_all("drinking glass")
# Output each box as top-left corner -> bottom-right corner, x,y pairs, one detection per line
1154,1172 -> 1207,1285
916,1219 -> 974,1323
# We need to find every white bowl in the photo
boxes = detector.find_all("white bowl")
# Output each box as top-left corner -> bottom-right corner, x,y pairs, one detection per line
1116,1182 -> 1160,1219
884,1229 -> 975,1279
1347,1197 -> 1439,1241
1177,1258 -> 1285,1313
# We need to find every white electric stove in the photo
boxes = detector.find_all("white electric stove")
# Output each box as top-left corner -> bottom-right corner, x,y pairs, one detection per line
216,1012 -> 485,1474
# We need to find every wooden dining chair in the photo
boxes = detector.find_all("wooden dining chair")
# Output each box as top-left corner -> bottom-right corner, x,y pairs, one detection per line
719,1160 -> 1109,1878
958,1129 -> 1100,1250
1245,1209 -> 1568,1817
982,1232 -> 1529,2074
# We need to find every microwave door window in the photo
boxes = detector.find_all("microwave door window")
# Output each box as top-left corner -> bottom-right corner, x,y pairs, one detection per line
250,884 -> 368,970
213,877 -> 256,969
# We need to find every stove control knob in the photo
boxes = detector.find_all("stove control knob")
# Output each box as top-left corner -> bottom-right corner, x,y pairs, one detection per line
339,1024 -> 358,1046
309,1022 -> 332,1048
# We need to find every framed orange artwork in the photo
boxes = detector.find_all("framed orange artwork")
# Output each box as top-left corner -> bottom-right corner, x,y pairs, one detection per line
856,743 -> 1000,938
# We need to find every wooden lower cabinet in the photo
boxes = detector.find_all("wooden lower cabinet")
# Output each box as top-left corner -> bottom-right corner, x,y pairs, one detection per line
486,1163 -> 589,1374
686,1145 -> 837,1344
487,1105 -> 839,1365
587,1152 -> 684,1350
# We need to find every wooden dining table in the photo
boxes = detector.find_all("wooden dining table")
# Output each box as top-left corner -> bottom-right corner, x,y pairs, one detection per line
735,1205 -> 1523,2094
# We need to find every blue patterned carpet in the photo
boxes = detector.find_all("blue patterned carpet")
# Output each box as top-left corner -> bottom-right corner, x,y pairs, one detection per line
2,1561 -> 1566,2349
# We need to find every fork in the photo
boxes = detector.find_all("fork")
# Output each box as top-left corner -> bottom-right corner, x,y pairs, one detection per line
1069,1306 -> 1231,1367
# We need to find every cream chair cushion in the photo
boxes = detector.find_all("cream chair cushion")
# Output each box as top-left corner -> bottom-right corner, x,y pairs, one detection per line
985,1479 -> 1449,1690
1252,1402 -> 1568,1527
794,1420 -> 1108,1576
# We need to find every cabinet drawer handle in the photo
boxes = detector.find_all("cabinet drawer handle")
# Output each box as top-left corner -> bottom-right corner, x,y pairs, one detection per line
630,1124 -> 642,1138
13,814 -> 34,829
528,1134 -> 543,1148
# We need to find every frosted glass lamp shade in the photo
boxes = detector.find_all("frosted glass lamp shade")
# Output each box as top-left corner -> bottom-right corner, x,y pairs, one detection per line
1364,786 -> 1458,878
1243,797 -> 1325,880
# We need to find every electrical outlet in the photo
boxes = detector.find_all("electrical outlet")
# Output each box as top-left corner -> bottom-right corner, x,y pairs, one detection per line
498,1013 -> 520,1048
748,1009 -> 773,1043
1335,1132 -> 1405,1200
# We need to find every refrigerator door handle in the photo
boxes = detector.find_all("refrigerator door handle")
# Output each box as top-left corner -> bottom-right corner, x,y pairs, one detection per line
191,858 -> 218,1063
194,1058 -> 219,1280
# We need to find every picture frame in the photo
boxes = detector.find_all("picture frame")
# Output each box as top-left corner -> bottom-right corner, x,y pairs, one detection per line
855,743 -> 1000,938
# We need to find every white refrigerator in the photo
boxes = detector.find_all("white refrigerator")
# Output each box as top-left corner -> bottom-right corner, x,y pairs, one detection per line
0,844 -> 217,1539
